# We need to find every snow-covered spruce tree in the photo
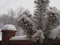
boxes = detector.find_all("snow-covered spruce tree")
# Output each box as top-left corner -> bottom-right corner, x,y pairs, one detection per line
17,9 -> 33,38
34,0 -> 49,30
45,7 -> 60,36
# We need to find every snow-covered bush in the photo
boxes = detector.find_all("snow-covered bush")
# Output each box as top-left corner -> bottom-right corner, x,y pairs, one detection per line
32,30 -> 45,43
45,7 -> 60,37
48,26 -> 60,40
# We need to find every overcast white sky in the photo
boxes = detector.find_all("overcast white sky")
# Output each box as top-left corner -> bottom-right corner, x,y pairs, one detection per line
0,0 -> 34,14
0,0 -> 60,14
0,0 -> 60,40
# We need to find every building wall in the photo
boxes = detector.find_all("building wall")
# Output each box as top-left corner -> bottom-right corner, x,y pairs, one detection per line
8,40 -> 36,45
1,30 -> 16,45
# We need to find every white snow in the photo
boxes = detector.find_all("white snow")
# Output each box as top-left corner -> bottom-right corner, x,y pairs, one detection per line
48,29 -> 58,40
10,35 -> 29,40
48,26 -> 60,40
49,7 -> 60,15
2,24 -> 17,31
32,30 -> 45,43
18,14 -> 33,23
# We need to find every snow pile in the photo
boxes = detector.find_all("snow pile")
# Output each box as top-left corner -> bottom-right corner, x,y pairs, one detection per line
2,24 -> 17,31
32,30 -> 45,43
10,35 -> 29,40
48,26 -> 60,40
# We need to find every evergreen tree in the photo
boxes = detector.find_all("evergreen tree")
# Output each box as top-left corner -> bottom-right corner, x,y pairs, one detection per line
45,7 -> 59,36
34,0 -> 49,30
17,9 -> 33,38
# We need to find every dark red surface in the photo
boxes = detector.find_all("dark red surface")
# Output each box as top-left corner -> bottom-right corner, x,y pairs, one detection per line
1,30 -> 16,45
8,40 -> 36,45
1,30 -> 60,45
